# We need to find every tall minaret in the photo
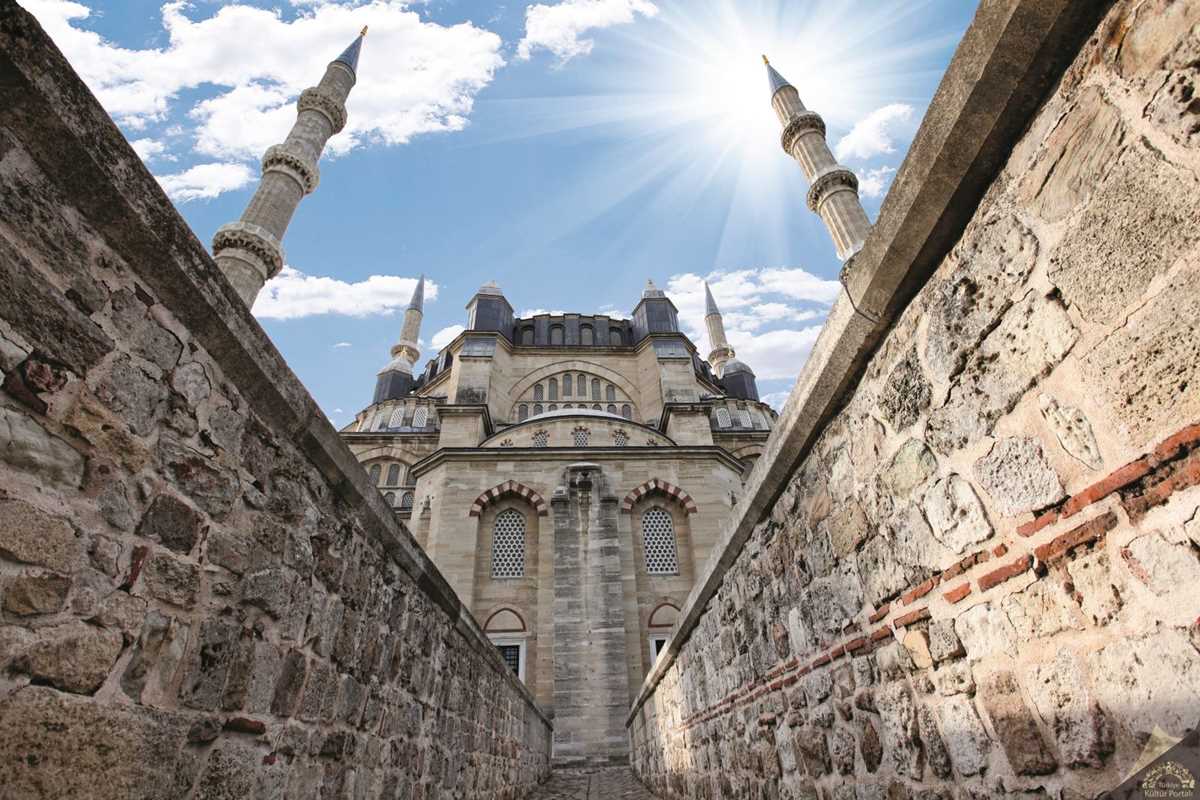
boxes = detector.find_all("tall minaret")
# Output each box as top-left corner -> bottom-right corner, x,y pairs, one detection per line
704,281 -> 735,377
764,55 -> 871,261
373,275 -> 425,403
213,29 -> 367,306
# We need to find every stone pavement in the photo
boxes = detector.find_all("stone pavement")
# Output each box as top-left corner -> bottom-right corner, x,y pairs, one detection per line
526,767 -> 659,800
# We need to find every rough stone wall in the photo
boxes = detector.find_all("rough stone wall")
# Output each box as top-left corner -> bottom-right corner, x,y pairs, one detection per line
0,5 -> 551,798
628,1 -> 1200,798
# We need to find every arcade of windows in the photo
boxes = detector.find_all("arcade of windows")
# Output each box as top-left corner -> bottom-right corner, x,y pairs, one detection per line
519,323 -> 624,347
514,372 -> 634,422
366,460 -> 414,510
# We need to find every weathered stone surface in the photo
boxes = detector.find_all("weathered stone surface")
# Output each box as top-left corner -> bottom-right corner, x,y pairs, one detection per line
902,630 -> 933,670
11,621 -> 123,694
1002,580 -> 1082,640
883,440 -> 937,499
1038,394 -> 1103,470
860,719 -> 883,773
94,353 -> 168,437
829,727 -> 857,775
0,687 -> 198,798
917,703 -> 952,779
158,435 -> 240,517
876,683 -> 921,779
927,620 -> 964,664
828,500 -> 870,557
924,214 -> 1039,384
973,437 -> 1064,517
1123,532 -> 1200,596
937,695 -> 990,776
108,289 -> 182,372
1089,629 -> 1200,740
954,604 -> 1017,661
857,534 -> 909,606
171,361 -> 211,408
879,348 -> 931,431
1026,651 -> 1112,768
932,662 -> 974,696
1081,265 -> 1200,448
3,571 -> 70,616
1065,550 -> 1123,625
928,291 -> 1077,454
978,671 -> 1057,776
923,475 -> 992,555
136,493 -> 206,554
182,617 -> 242,711
140,550 -> 200,608
0,405 -> 84,487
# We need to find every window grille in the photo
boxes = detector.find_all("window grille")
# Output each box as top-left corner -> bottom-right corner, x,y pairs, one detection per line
739,409 -> 752,428
532,430 -> 549,448
591,379 -> 601,401
578,374 -> 587,393
368,464 -> 381,484
400,492 -> 413,510
518,404 -> 528,421
642,507 -> 679,575
715,408 -> 731,428
572,428 -> 589,447
412,407 -> 428,428
388,406 -> 405,428
533,404 -> 544,416
491,509 -> 526,578
621,404 -> 632,420
548,378 -> 558,401
614,430 -> 628,447
497,644 -> 521,676
385,464 -> 401,486
534,385 -> 543,401
563,375 -> 572,396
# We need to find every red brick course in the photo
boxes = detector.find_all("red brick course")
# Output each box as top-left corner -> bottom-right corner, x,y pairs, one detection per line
1033,511 -> 1118,563
977,555 -> 1032,593
943,583 -> 971,604
893,607 -> 930,628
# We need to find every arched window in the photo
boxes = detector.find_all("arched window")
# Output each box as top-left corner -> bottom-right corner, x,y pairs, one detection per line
550,326 -> 564,345
388,406 -> 405,428
491,509 -> 526,578
412,406 -> 428,428
549,404 -> 558,412
563,374 -> 572,396
591,379 -> 601,401
534,384 -> 544,401
386,464 -> 401,486
592,403 -> 601,411
606,404 -> 617,415
609,328 -> 623,346
548,378 -> 558,401
606,385 -> 616,402
621,404 -> 632,420
368,464 -> 382,485
715,408 -> 731,428
642,507 -> 679,575
578,373 -> 587,392
518,404 -> 528,421
400,491 -> 414,510
384,491 -> 396,506
533,404 -> 544,416
521,326 -> 535,345
581,325 -> 594,345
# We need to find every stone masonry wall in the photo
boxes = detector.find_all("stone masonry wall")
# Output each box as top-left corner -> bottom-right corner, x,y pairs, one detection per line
629,1 -> 1200,798
0,5 -> 551,798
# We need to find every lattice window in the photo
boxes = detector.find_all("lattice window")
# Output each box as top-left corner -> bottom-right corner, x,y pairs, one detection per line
497,644 -> 521,676
609,329 -> 622,346
532,430 -> 549,448
384,491 -> 396,506
606,385 -> 616,402
533,404 -> 544,416
572,427 -> 589,447
550,326 -> 564,345
715,408 -> 731,428
591,379 -> 601,401
518,404 -> 528,421
621,404 -> 632,420
400,492 -> 414,510
642,507 -> 679,575
412,407 -> 428,428
385,464 -> 401,486
614,430 -> 628,447
388,406 -> 405,428
491,509 -> 526,578
739,409 -> 752,428
368,464 -> 382,484
606,404 -> 617,415
563,374 -> 572,396
548,378 -> 558,401
534,385 -> 544,401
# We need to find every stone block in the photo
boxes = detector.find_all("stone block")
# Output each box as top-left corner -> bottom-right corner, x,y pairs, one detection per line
924,214 -> 1039,384
876,683 -> 921,779
827,500 -> 870,558
1122,532 -> 1200,597
1038,395 -> 1102,470
1065,549 -> 1123,625
1001,579 -> 1082,640
977,671 -> 1057,776
3,571 -> 70,616
182,617 -> 242,711
830,727 -> 856,775
11,620 -> 122,694
240,567 -> 300,620
1088,629 -> 1200,739
901,630 -> 933,670
883,440 -> 938,499
136,493 -> 206,554
192,737 -> 258,799
0,406 -> 85,487
857,534 -> 910,607
879,348 -> 931,431
120,610 -> 188,702
140,549 -> 200,608
860,719 -> 883,773
923,475 -> 992,555
0,686 -> 198,799
271,649 -> 307,717
1026,650 -> 1113,768
973,437 -> 1064,517
938,695 -> 990,775
954,603 -> 1017,661
171,361 -> 211,408
107,289 -> 182,372
932,662 -> 974,696
94,353 -> 168,436
927,619 -> 964,664
917,703 -> 951,779
927,291 -> 1077,454
158,435 -> 240,518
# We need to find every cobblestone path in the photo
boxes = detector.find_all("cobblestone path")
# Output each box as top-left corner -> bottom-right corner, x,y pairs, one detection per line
526,767 -> 658,799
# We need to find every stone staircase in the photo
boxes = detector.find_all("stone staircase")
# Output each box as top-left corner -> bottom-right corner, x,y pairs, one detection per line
526,767 -> 658,800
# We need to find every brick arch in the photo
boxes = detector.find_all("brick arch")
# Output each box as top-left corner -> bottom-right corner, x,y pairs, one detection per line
621,479 -> 698,515
469,481 -> 548,517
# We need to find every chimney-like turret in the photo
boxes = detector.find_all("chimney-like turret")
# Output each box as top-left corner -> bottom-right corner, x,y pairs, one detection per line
764,55 -> 871,261
704,281 -> 735,377
373,275 -> 426,402
213,28 -> 367,305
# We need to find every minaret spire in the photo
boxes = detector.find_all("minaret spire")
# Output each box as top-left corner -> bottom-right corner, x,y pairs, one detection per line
212,29 -> 367,306
373,275 -> 426,403
764,56 -> 871,261
704,281 -> 735,377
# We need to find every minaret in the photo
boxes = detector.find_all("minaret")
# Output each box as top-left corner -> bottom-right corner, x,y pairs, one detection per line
213,28 -> 367,306
373,275 -> 424,403
704,282 -> 735,377
764,55 -> 871,261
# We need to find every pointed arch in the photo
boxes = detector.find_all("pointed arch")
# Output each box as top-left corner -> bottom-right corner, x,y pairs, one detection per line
621,479 -> 698,515
469,480 -> 549,517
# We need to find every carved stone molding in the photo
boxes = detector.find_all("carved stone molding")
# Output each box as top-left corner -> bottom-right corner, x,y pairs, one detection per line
212,221 -> 284,277
262,144 -> 320,195
298,86 -> 347,133
780,111 -> 827,154
807,167 -> 860,212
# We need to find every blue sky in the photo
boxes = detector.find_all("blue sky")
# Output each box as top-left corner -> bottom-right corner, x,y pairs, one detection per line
24,0 -> 976,426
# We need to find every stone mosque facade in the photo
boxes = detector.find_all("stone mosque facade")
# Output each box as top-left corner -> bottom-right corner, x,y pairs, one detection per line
336,276 -> 777,763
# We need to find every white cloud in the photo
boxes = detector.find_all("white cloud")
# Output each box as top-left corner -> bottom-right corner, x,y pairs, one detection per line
727,326 -> 822,380
834,103 -> 914,161
253,268 -> 436,320
130,137 -> 168,162
332,341 -> 352,348
430,324 -> 465,349
518,308 -> 566,317
759,389 -> 792,412
156,162 -> 254,201
517,0 -> 658,63
25,0 -> 505,188
856,165 -> 897,199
